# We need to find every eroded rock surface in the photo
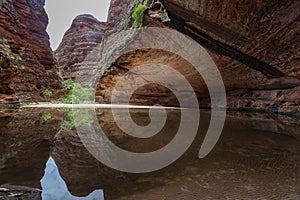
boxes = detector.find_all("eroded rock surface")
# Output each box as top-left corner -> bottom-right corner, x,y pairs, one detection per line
0,0 -> 61,104
55,15 -> 107,81
161,0 -> 300,113
56,0 -> 299,114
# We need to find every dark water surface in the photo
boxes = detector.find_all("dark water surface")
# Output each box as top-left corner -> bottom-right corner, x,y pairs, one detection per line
0,107 -> 299,199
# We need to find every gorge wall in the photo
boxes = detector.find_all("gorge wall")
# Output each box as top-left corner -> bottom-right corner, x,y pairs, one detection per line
162,0 -> 300,113
0,0 -> 61,104
55,0 -> 299,114
55,14 -> 107,81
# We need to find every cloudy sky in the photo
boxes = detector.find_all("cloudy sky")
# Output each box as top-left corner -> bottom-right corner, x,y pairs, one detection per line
45,0 -> 111,50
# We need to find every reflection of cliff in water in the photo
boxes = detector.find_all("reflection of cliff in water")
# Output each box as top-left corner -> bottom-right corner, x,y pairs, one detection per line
0,108 -> 299,199
53,109 -> 300,199
0,108 -> 60,187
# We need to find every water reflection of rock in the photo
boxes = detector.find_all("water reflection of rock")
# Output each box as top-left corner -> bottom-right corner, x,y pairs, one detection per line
51,109 -> 300,199
0,108 -> 61,187
0,108 -> 299,199
52,129 -> 125,198
51,109 -> 185,198
225,111 -> 300,140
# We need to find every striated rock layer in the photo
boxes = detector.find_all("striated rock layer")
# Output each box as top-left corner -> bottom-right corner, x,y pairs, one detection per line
0,0 -> 61,104
56,0 -> 299,114
55,0 -> 133,82
161,0 -> 300,114
55,14 -> 107,81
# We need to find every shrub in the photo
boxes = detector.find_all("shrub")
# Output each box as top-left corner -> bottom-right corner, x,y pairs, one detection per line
60,108 -> 94,131
42,113 -> 52,121
132,4 -> 147,27
11,55 -> 22,62
1,38 -> 11,53
58,80 -> 95,130
59,81 -> 94,104
1,38 -> 24,68
62,78 -> 74,90
71,83 -> 95,104
43,89 -> 53,97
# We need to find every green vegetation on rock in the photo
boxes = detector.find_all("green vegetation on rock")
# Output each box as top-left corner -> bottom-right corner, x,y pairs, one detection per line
1,38 -> 10,53
42,89 -> 53,98
62,78 -> 74,90
0,37 -> 25,70
56,79 -> 96,130
41,113 -> 52,121
132,4 -> 148,27
60,108 -> 95,131
59,79 -> 95,104
118,0 -> 146,30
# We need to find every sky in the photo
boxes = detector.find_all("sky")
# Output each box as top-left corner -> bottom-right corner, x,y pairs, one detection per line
45,0 -> 111,50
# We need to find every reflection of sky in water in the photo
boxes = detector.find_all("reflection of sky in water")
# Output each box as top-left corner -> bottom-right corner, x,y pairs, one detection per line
41,157 -> 104,200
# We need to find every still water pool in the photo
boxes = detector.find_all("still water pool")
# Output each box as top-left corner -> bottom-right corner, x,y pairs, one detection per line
0,107 -> 299,199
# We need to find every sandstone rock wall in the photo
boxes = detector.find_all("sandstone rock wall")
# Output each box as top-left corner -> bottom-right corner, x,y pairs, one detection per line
0,0 -> 61,104
56,0 -> 299,114
55,15 -> 107,81
161,0 -> 300,113
55,0 -> 135,82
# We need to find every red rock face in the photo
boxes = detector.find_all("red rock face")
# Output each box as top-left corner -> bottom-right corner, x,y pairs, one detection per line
161,0 -> 300,113
55,0 -> 135,83
56,0 -> 299,114
107,0 -> 132,26
0,0 -> 61,104
55,15 -> 107,81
